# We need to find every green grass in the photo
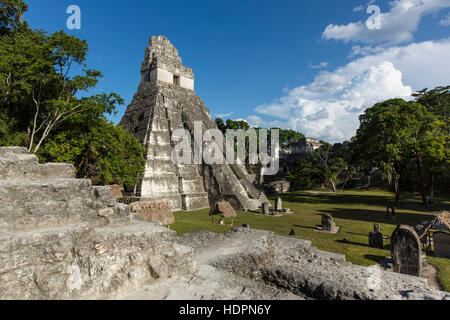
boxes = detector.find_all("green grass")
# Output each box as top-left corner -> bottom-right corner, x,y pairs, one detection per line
171,189 -> 450,291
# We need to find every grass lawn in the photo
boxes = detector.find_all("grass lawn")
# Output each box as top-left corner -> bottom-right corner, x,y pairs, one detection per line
171,189 -> 450,291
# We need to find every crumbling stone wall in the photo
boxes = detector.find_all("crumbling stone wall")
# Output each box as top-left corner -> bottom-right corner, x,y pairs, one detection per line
0,147 -> 196,300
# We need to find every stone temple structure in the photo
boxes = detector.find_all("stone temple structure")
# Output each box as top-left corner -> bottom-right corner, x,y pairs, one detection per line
120,36 -> 268,211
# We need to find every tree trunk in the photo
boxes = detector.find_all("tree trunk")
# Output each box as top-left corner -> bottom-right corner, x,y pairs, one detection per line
331,180 -> 337,192
429,174 -> 434,204
394,178 -> 400,203
416,155 -> 427,205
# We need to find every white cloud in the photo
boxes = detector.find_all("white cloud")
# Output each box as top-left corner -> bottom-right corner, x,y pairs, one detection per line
441,12 -> 450,25
309,61 -> 329,69
252,39 -> 450,143
237,116 -> 287,129
353,5 -> 365,12
215,112 -> 233,118
323,0 -> 450,44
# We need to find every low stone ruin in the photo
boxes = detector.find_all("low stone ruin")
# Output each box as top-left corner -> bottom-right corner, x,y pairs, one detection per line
209,201 -> 237,225
391,225 -> 423,277
129,199 -> 175,226
0,147 -> 449,300
0,147 -> 194,299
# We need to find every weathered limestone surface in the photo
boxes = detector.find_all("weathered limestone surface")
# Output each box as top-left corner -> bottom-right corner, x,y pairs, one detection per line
117,228 -> 450,300
119,36 -> 268,211
0,147 -> 196,300
0,147 -> 75,180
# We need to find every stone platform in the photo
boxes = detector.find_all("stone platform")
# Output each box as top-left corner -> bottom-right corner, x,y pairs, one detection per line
0,147 -> 195,299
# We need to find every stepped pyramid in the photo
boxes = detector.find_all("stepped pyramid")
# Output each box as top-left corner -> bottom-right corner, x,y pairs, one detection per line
120,36 -> 268,211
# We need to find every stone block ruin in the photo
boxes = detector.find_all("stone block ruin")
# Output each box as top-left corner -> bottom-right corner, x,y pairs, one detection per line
1,146 -> 449,300
0,147 -> 195,299
119,36 -> 268,212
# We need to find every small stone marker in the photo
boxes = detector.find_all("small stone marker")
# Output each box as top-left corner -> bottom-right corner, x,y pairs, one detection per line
369,224 -> 384,249
318,213 -> 340,233
433,232 -> 450,259
262,202 -> 270,215
275,198 -> 283,212
391,225 -> 422,276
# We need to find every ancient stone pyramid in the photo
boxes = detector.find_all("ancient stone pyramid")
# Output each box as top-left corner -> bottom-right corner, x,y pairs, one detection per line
120,36 -> 268,211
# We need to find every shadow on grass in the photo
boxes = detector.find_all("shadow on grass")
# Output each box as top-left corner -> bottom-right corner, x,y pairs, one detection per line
318,208 -> 432,227
363,254 -> 387,264
272,191 -> 450,212
273,192 -> 395,207
292,224 -> 317,230
335,239 -> 369,248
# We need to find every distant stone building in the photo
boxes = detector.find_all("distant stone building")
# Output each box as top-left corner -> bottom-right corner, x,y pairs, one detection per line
290,138 -> 322,154
120,36 -> 268,211
275,137 -> 322,177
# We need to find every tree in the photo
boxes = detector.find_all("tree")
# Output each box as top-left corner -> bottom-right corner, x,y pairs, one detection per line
413,86 -> 450,202
0,2 -> 146,187
0,27 -> 102,153
354,99 -> 409,202
286,157 -> 323,189
215,117 -> 226,134
0,112 -> 28,146
225,119 -> 250,131
0,0 -> 28,36
413,86 -> 449,126
353,98 -> 448,204
38,94 -> 145,188
275,128 -> 305,148
311,144 -> 347,192
287,144 -> 347,191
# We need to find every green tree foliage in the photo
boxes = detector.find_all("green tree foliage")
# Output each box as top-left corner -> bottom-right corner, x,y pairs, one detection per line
0,112 -> 28,146
274,128 -> 305,148
0,0 -> 28,36
0,1 -> 145,187
0,27 -> 102,152
37,93 -> 145,188
287,144 -> 347,191
311,144 -> 347,192
353,98 -> 448,203
215,118 -> 305,148
413,86 -> 449,126
286,157 -> 323,189
412,86 -> 450,202
215,117 -> 226,134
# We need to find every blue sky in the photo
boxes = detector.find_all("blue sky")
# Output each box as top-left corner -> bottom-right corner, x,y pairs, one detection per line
25,0 -> 450,143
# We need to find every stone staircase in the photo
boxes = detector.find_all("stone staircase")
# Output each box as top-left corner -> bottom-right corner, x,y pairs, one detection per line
0,147 -> 196,300
238,191 -> 270,212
